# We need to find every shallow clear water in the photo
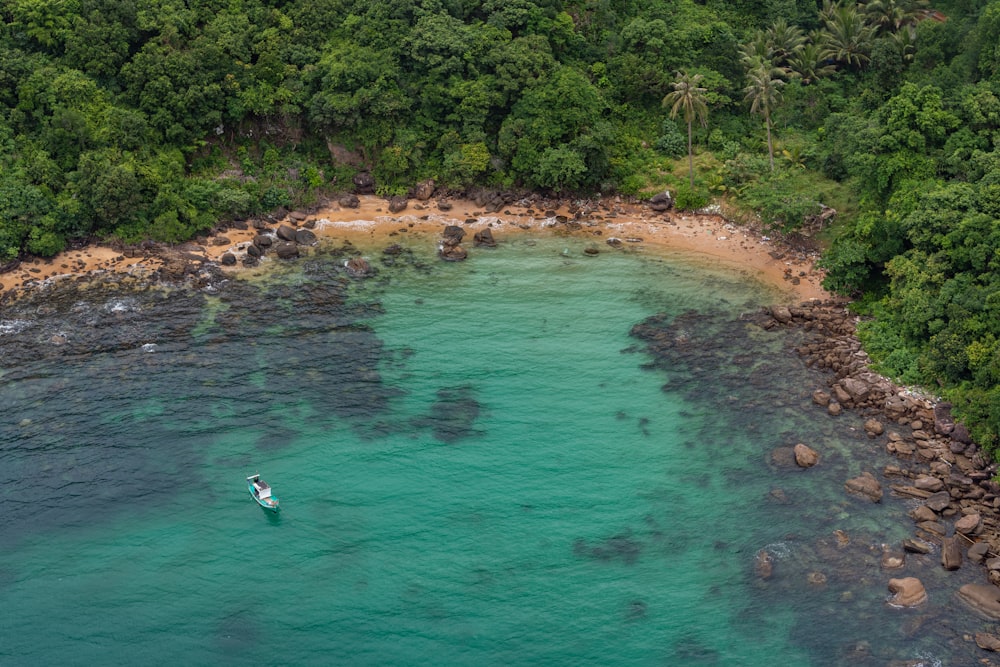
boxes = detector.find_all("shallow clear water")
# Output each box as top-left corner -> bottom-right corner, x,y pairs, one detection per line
0,236 -> 989,665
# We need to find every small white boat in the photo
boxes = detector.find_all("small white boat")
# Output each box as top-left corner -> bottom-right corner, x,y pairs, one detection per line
247,473 -> 279,512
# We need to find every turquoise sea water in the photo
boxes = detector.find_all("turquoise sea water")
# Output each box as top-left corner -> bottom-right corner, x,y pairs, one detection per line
0,235 -> 991,665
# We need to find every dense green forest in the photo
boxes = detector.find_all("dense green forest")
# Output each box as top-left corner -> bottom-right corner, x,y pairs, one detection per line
4,0 -> 1000,451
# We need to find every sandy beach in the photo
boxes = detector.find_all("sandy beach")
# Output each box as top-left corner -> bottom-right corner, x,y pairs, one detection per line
0,195 -> 829,302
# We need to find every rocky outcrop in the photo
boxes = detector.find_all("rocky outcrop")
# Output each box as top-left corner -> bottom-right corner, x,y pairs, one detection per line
845,472 -> 883,502
794,443 -> 819,468
439,225 -> 468,262
648,191 -> 673,212
352,172 -> 375,194
388,195 -> 408,213
887,577 -> 927,607
345,257 -> 373,278
959,584 -> 1000,619
474,228 -> 497,247
412,179 -> 435,200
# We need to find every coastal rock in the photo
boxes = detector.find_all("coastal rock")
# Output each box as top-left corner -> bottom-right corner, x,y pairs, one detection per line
274,242 -> 299,260
474,228 -> 497,247
443,225 -> 466,243
827,401 -> 842,416
956,513 -> 982,536
412,179 -> 435,200
969,542 -> 990,564
864,418 -> 884,437
837,377 -> 870,404
295,229 -> 317,246
952,422 -> 972,444
277,224 -> 298,242
754,549 -> 773,579
901,538 -> 932,554
771,306 -> 793,324
913,475 -> 944,493
925,491 -> 951,512
909,505 -> 937,523
648,191 -> 673,212
794,443 -> 819,468
253,234 -> 272,248
845,472 -> 883,502
887,577 -> 927,607
345,257 -> 373,277
246,244 -> 261,258
339,194 -> 360,208
352,172 -> 374,194
388,196 -> 408,213
976,632 -> 1000,652
941,536 -> 963,570
439,244 -> 467,261
812,389 -> 830,406
881,546 -> 906,569
220,252 -> 237,266
958,583 -> 1000,619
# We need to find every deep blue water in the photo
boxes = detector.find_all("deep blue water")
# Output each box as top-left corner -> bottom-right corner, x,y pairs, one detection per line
0,235 -> 990,665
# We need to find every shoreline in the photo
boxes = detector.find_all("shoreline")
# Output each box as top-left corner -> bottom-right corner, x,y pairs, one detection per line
0,195 -> 830,303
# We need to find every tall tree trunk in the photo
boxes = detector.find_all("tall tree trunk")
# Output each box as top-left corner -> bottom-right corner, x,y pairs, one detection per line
687,118 -> 694,190
765,110 -> 774,171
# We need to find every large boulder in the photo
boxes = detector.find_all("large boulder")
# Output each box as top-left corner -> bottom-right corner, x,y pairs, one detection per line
770,305 -> 793,324
941,536 -> 963,571
838,377 -> 871,404
352,172 -> 375,194
956,513 -> 982,536
345,257 -> 373,277
388,195 -> 408,213
412,179 -> 435,200
978,633 -> 1000,651
439,243 -> 468,262
864,418 -> 884,437
925,490 -> 951,512
913,475 -> 944,492
276,224 -> 298,242
958,584 -> 1000,619
844,471 -> 883,502
887,577 -> 927,607
274,242 -> 299,260
793,443 -> 819,468
648,191 -> 673,212
294,229 -> 317,246
443,225 -> 466,243
339,193 -> 360,208
474,228 -> 498,247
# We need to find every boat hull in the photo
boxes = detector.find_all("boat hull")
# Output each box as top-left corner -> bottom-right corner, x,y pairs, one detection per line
247,477 -> 280,512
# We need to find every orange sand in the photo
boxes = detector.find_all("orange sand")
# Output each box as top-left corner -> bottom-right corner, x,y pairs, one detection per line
0,196 -> 829,302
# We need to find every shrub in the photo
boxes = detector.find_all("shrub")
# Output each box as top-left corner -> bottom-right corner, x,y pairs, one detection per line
654,119 -> 686,158
673,184 -> 708,210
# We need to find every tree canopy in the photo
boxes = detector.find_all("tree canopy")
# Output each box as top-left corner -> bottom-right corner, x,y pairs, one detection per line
5,0 -> 1000,449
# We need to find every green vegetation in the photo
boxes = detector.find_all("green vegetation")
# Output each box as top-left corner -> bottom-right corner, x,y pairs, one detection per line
4,0 -> 1000,451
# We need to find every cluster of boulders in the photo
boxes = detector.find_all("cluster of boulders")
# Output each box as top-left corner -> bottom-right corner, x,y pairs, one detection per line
219,213 -> 318,267
764,299 -> 1000,648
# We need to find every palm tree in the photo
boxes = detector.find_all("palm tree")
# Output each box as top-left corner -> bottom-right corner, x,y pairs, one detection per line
662,70 -> 709,190
766,18 -> 807,67
744,62 -> 786,171
739,30 -> 773,66
821,0 -> 876,70
861,0 -> 929,34
787,36 -> 837,84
